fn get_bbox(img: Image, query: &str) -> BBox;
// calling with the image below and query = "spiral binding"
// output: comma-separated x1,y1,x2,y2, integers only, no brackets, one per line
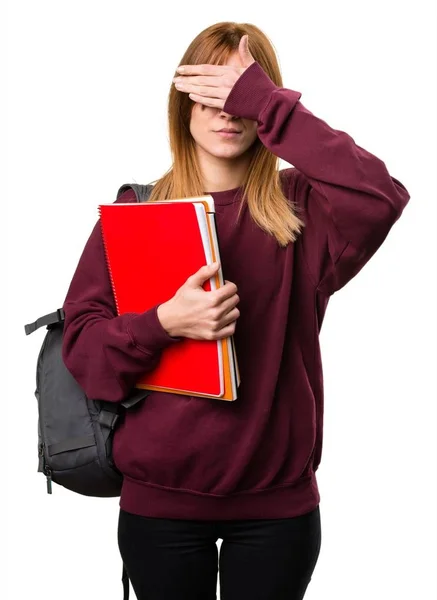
98,205,121,316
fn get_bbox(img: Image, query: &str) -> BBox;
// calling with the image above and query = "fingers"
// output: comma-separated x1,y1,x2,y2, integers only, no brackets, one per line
188,95,225,109
205,299,240,342
212,320,238,340
177,64,233,76
213,280,238,303
187,263,220,287
185,267,240,338
217,293,240,316
221,307,240,327
186,266,238,301
207,301,240,328
173,75,223,87
185,85,228,98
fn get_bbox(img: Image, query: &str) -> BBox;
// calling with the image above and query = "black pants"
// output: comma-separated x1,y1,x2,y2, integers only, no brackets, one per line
118,505,321,600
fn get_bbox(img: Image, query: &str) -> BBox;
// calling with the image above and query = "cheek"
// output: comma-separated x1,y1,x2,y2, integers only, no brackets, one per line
242,119,258,139
190,107,215,139
247,126,258,145
249,120,258,131
191,104,208,125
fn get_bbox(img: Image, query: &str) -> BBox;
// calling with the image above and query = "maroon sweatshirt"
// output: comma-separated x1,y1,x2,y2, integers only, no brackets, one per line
62,62,410,520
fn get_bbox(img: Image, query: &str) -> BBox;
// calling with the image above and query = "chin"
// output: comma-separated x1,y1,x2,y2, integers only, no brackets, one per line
207,143,251,160
211,150,246,160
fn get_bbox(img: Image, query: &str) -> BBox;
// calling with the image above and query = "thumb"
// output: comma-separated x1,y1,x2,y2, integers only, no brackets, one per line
187,262,220,288
239,35,255,68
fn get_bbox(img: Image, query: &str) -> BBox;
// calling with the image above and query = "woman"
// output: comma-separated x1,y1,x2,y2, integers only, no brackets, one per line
62,21,410,600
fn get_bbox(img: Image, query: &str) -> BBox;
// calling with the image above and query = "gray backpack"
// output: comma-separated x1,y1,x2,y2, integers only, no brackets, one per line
24,183,154,599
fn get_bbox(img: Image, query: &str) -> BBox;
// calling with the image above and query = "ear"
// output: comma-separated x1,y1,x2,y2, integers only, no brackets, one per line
239,35,256,69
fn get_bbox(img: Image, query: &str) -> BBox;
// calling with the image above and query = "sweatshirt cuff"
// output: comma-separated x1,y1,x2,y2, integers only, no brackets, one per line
223,61,302,124
127,305,182,354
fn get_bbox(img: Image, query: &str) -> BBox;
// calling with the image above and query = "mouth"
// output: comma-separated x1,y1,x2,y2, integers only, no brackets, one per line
216,128,242,133
215,129,242,138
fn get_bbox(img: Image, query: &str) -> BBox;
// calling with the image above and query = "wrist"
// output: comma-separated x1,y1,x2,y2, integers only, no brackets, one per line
157,300,180,338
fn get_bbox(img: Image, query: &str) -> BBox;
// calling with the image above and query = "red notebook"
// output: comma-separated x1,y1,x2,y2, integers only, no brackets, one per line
98,198,239,400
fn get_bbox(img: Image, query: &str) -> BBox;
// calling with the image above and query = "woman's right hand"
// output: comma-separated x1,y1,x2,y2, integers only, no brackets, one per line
157,262,240,340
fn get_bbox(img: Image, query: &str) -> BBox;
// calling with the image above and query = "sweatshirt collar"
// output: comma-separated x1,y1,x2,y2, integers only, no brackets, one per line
204,186,243,206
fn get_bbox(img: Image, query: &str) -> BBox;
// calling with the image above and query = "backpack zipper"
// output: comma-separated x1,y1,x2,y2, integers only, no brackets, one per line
38,442,52,494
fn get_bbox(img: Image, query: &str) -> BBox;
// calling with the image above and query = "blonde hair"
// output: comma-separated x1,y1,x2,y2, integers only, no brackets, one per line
148,22,305,247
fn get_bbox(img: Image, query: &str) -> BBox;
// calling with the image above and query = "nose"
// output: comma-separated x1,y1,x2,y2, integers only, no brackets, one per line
218,109,240,121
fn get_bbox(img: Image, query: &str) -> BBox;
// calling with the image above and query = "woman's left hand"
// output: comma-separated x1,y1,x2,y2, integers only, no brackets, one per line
172,35,256,110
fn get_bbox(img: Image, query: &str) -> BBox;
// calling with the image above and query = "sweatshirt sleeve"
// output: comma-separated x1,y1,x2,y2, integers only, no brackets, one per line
223,62,411,296
61,188,182,403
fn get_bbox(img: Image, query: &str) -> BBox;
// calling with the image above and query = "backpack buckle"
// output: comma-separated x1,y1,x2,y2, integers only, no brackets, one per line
98,409,119,429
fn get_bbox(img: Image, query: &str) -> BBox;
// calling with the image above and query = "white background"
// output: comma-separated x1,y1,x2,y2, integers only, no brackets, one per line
5,1,437,599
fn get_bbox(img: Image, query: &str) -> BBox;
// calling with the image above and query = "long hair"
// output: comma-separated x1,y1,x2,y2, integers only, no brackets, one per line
148,22,305,247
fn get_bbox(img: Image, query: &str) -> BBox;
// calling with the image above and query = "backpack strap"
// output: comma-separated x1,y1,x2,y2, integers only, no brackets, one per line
98,388,151,429
116,183,154,203
24,308,65,335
